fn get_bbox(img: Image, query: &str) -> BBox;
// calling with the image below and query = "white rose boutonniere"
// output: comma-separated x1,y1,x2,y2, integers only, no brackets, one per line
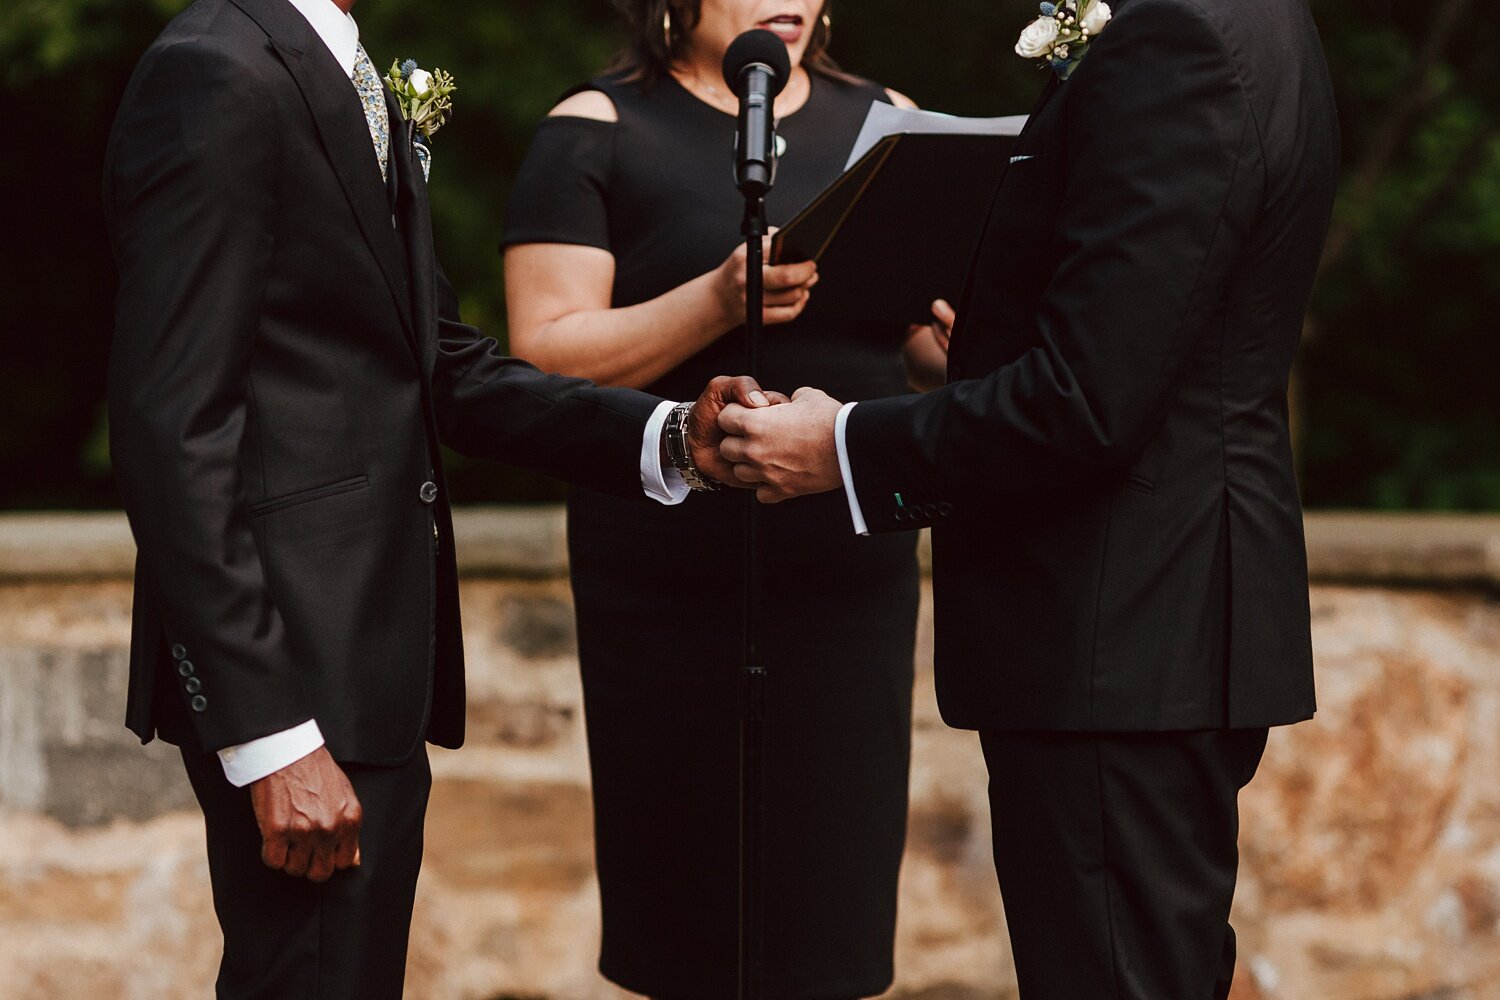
1015,16,1062,59
1015,0,1112,79
384,58,457,179
1080,0,1113,35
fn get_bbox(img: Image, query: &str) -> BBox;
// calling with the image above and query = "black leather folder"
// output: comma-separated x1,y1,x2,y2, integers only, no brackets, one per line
772,129,1022,327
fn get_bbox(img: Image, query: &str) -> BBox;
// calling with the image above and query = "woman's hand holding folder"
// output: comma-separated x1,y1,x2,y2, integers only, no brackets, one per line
904,298,957,392
711,231,820,330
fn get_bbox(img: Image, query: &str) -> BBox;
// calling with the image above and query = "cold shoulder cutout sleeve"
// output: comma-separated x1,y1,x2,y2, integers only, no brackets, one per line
500,111,615,253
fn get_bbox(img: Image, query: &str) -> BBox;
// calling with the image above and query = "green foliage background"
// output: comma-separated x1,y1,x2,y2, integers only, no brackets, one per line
2,0,1495,509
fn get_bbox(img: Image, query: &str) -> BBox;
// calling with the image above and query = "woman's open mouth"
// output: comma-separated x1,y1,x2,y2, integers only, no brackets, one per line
757,14,805,46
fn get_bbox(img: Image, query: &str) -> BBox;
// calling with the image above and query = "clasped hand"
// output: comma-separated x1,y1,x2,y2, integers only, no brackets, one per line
685,376,841,505
719,387,845,504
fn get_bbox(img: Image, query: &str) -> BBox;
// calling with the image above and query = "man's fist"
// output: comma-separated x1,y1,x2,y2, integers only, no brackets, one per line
686,375,786,486
250,746,363,883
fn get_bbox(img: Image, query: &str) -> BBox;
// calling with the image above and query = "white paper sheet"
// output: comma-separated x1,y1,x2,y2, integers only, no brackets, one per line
845,104,1029,171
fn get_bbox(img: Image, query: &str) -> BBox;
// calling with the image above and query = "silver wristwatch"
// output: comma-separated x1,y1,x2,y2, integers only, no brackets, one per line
663,401,723,492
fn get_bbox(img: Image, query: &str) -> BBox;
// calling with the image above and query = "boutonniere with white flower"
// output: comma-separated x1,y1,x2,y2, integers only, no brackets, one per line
1015,0,1112,80
384,58,456,179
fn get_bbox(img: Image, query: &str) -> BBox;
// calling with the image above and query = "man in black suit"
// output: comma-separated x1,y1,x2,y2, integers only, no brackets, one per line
721,0,1339,995
103,0,759,994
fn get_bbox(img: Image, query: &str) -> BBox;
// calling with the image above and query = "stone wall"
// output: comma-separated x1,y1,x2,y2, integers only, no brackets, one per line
1,509,1498,1000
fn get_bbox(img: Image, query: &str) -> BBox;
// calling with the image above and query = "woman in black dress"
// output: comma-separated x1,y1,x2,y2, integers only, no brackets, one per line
501,3,953,997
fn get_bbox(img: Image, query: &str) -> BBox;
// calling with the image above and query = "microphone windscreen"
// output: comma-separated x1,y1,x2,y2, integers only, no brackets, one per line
722,29,792,96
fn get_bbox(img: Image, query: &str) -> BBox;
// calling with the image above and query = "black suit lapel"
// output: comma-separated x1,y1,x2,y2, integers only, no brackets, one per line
227,0,418,352
380,90,427,367
384,91,403,213
945,73,1064,377
1024,75,1063,131
387,98,440,378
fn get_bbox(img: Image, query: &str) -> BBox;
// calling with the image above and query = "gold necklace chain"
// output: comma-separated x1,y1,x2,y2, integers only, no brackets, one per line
675,62,806,118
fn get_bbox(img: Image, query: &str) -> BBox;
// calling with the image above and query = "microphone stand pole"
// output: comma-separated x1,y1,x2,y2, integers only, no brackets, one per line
739,192,768,1000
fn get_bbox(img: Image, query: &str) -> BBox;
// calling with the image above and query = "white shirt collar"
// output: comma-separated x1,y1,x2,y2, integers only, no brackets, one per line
285,0,361,79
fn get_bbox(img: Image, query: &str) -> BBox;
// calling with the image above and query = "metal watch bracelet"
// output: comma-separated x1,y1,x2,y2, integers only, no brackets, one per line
663,401,723,492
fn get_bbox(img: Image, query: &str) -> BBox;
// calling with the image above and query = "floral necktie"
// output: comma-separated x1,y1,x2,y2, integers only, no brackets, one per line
351,44,390,183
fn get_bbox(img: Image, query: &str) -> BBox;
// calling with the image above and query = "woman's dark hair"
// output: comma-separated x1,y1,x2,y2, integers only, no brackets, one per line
607,1,859,86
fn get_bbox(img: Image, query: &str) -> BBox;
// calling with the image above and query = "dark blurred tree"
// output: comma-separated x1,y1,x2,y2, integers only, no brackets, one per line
1304,0,1500,509
1,0,174,507
1,0,1495,509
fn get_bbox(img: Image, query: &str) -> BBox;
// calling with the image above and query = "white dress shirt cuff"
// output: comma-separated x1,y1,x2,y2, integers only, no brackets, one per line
835,402,870,536
218,719,326,787
642,399,689,505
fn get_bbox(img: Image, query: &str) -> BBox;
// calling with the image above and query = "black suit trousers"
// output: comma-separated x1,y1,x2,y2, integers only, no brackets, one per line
180,748,432,999
980,728,1268,1000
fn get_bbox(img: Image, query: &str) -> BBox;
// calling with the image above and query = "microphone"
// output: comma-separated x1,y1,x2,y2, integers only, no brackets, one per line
721,29,792,198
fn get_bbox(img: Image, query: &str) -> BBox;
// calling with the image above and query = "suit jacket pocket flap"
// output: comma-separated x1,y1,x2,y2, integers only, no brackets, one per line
248,475,369,517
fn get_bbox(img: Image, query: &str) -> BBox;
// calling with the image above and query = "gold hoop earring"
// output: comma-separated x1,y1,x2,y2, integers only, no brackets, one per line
663,9,673,54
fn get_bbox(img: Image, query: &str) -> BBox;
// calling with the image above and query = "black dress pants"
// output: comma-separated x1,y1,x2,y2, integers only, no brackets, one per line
181,746,432,1000
979,729,1268,1000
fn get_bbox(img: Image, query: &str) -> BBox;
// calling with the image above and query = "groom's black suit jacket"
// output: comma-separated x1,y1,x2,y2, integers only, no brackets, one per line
104,0,661,764
846,0,1338,731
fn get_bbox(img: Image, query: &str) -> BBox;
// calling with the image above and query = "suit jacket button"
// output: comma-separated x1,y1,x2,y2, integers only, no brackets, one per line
184,677,203,694
895,508,909,523
177,660,195,678
419,481,438,504
937,502,954,517
171,644,188,661
923,503,938,518
189,695,208,713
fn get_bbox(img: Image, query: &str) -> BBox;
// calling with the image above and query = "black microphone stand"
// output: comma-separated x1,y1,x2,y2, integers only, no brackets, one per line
723,34,787,1000
738,191,768,1000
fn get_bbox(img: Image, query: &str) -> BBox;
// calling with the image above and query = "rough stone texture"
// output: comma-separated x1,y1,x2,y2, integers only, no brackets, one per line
2,511,1499,999
1305,513,1500,590
0,582,196,828
7,509,1500,588
1233,588,1500,1000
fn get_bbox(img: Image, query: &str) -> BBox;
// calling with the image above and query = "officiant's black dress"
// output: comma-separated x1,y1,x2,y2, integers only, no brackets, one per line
502,71,918,1000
